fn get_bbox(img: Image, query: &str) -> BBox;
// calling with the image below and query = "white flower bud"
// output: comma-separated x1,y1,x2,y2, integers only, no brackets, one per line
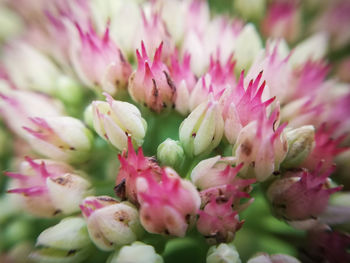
234,24,263,72
92,93,147,151
108,242,163,263
207,243,241,263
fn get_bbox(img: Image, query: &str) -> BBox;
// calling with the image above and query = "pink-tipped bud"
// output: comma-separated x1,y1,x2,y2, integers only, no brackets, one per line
234,109,288,181
0,87,64,138
222,71,275,144
80,196,143,251
267,164,342,221
23,116,93,164
179,99,224,157
115,137,162,204
197,198,244,244
92,93,147,151
5,157,93,217
247,252,301,263
262,1,301,43
70,23,132,96
136,168,201,237
129,42,176,113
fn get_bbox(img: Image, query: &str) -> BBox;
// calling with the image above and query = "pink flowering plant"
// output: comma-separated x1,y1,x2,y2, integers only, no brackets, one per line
0,0,350,262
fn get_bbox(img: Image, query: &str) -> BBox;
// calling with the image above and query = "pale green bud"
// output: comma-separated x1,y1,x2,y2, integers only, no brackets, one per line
234,0,266,21
108,242,163,263
31,217,92,263
282,125,315,168
207,243,241,263
36,217,91,250
157,139,185,169
179,100,224,157
83,104,94,130
0,6,23,40
234,24,263,72
56,76,83,106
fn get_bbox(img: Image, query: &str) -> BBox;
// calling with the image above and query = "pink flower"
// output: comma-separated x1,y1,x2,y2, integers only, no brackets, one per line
302,123,348,171
0,88,64,138
262,0,301,43
115,137,162,204
197,198,244,244
267,163,342,221
5,157,92,217
234,108,288,181
222,71,275,144
128,42,176,113
71,23,132,96
136,167,201,237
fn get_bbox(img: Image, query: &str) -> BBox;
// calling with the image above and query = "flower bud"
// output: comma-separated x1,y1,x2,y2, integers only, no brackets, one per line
71,23,132,96
0,85,64,138
247,252,300,263
5,157,94,217
157,139,185,170
36,217,91,250
116,136,162,204
282,125,315,168
2,41,62,95
137,168,201,237
234,109,288,181
92,93,147,151
267,164,342,221
234,0,266,21
289,33,328,68
128,42,176,113
179,99,224,157
23,116,93,163
207,243,241,263
0,5,23,40
234,23,263,72
80,196,143,251
191,155,237,190
108,242,163,263
261,1,301,43
197,198,243,244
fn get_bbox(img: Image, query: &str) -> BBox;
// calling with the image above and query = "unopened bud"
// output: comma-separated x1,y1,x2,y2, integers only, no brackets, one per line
108,242,163,263
207,243,241,263
36,217,91,250
80,196,143,251
23,116,93,163
179,100,224,157
282,125,315,168
92,93,147,151
234,24,263,72
157,139,185,169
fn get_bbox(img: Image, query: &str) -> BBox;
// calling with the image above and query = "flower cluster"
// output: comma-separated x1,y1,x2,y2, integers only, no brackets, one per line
0,0,349,263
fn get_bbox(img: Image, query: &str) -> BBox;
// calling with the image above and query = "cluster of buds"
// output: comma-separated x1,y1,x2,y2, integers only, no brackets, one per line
5,157,93,217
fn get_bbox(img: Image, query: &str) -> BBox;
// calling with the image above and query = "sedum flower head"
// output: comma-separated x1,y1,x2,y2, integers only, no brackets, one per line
92,93,147,151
